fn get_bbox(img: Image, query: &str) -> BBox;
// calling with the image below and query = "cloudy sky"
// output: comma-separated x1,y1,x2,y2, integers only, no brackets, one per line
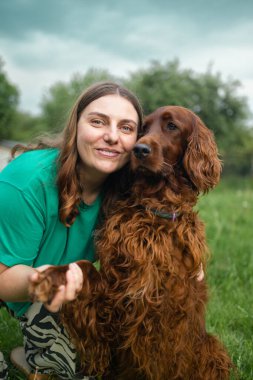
0,0,253,116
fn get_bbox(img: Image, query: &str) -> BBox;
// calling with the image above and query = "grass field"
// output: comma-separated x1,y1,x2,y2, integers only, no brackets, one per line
0,176,252,379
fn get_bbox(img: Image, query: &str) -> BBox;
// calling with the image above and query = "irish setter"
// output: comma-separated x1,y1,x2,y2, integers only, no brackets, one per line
30,106,233,379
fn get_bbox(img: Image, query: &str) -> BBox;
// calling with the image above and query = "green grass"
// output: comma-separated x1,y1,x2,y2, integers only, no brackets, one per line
198,177,253,379
0,307,24,379
1,177,252,379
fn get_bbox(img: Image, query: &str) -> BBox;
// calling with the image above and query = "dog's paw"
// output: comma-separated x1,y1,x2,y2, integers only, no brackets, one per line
29,265,69,304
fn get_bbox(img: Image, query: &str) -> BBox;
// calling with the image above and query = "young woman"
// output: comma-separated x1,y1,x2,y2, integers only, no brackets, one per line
0,82,143,380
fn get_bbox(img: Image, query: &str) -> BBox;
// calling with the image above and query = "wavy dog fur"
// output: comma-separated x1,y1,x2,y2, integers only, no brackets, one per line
30,106,233,379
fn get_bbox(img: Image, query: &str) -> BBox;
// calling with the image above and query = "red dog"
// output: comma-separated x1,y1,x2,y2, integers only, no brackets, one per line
30,106,233,379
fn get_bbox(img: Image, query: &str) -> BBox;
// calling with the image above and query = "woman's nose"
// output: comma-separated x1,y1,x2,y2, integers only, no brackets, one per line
103,126,119,144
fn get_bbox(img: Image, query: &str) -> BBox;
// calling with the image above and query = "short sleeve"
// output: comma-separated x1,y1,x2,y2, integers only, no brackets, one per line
0,182,45,266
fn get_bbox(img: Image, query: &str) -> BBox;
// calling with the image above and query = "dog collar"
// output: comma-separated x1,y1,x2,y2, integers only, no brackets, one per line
139,205,180,220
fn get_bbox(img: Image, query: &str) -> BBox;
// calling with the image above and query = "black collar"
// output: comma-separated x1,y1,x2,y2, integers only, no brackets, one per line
138,205,180,220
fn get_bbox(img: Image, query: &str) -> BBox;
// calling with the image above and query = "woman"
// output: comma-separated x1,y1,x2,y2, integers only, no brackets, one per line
0,82,143,380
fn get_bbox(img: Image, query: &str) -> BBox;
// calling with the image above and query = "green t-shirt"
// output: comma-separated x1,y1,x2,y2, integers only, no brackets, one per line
0,149,102,316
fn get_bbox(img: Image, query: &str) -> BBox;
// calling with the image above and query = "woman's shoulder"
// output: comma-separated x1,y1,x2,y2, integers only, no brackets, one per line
0,148,59,191
14,148,58,164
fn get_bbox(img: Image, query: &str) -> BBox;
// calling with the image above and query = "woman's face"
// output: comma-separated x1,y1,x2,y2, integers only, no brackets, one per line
77,94,139,182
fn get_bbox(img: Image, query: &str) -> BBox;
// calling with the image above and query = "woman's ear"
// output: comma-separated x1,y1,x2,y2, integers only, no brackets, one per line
183,115,222,193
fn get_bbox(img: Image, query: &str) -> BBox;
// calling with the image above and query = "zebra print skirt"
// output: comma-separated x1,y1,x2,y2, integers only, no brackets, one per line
19,302,95,380
0,352,8,380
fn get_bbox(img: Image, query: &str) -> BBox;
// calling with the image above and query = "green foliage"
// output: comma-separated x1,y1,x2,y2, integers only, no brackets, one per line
0,58,19,140
10,111,45,142
124,59,197,113
0,307,24,379
198,177,253,379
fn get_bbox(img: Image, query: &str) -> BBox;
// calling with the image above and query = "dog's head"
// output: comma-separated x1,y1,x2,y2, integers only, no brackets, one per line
131,106,221,193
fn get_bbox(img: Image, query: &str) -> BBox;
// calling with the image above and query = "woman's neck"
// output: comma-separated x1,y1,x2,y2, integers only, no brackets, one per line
79,170,107,205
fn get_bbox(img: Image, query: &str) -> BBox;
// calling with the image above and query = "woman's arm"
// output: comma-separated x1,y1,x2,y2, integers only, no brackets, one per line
0,263,36,302
0,262,83,312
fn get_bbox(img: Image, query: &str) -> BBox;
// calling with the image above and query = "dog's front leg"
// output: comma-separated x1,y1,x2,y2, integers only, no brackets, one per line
28,260,96,305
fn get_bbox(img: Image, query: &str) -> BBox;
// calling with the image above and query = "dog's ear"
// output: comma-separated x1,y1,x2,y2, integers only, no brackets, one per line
183,115,222,193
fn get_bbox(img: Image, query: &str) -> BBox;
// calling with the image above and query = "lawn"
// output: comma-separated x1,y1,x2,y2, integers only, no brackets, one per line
199,177,253,379
0,176,252,379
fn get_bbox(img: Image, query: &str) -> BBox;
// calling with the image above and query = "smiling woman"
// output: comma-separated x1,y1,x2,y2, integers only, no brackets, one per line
0,82,143,380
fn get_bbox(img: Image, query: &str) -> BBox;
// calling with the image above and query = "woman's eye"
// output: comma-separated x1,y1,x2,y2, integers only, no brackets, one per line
121,125,133,133
91,119,104,126
166,122,177,131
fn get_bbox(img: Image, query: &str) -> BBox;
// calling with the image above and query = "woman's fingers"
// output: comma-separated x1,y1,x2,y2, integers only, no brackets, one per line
65,263,84,299
44,285,66,313
43,263,83,312
197,263,204,281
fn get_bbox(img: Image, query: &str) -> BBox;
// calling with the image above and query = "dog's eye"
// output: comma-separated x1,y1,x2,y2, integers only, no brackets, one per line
139,124,148,137
166,122,177,131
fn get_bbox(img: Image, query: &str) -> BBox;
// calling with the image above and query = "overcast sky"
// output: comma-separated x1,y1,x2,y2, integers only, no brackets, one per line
0,0,253,116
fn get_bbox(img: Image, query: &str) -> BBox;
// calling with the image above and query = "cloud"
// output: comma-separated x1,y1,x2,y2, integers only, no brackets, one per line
0,0,253,115
0,32,139,113
177,21,253,111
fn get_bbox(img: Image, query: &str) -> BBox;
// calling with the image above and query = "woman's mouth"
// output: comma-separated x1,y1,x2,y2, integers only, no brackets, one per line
96,148,121,158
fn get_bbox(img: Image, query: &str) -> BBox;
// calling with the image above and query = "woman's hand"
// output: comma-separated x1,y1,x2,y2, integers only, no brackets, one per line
29,263,83,313
197,263,204,281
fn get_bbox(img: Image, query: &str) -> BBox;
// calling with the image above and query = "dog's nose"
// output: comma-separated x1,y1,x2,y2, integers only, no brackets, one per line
133,144,151,159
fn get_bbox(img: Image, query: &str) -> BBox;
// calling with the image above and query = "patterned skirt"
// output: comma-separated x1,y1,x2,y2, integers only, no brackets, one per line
19,302,95,380
0,351,8,380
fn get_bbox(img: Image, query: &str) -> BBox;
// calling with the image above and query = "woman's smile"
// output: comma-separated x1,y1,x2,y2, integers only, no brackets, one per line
95,148,121,158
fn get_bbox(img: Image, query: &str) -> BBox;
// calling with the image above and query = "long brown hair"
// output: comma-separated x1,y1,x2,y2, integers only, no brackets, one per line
12,82,143,226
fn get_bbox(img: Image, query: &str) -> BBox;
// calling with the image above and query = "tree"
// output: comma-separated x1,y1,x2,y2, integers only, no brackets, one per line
11,111,44,142
0,58,19,140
